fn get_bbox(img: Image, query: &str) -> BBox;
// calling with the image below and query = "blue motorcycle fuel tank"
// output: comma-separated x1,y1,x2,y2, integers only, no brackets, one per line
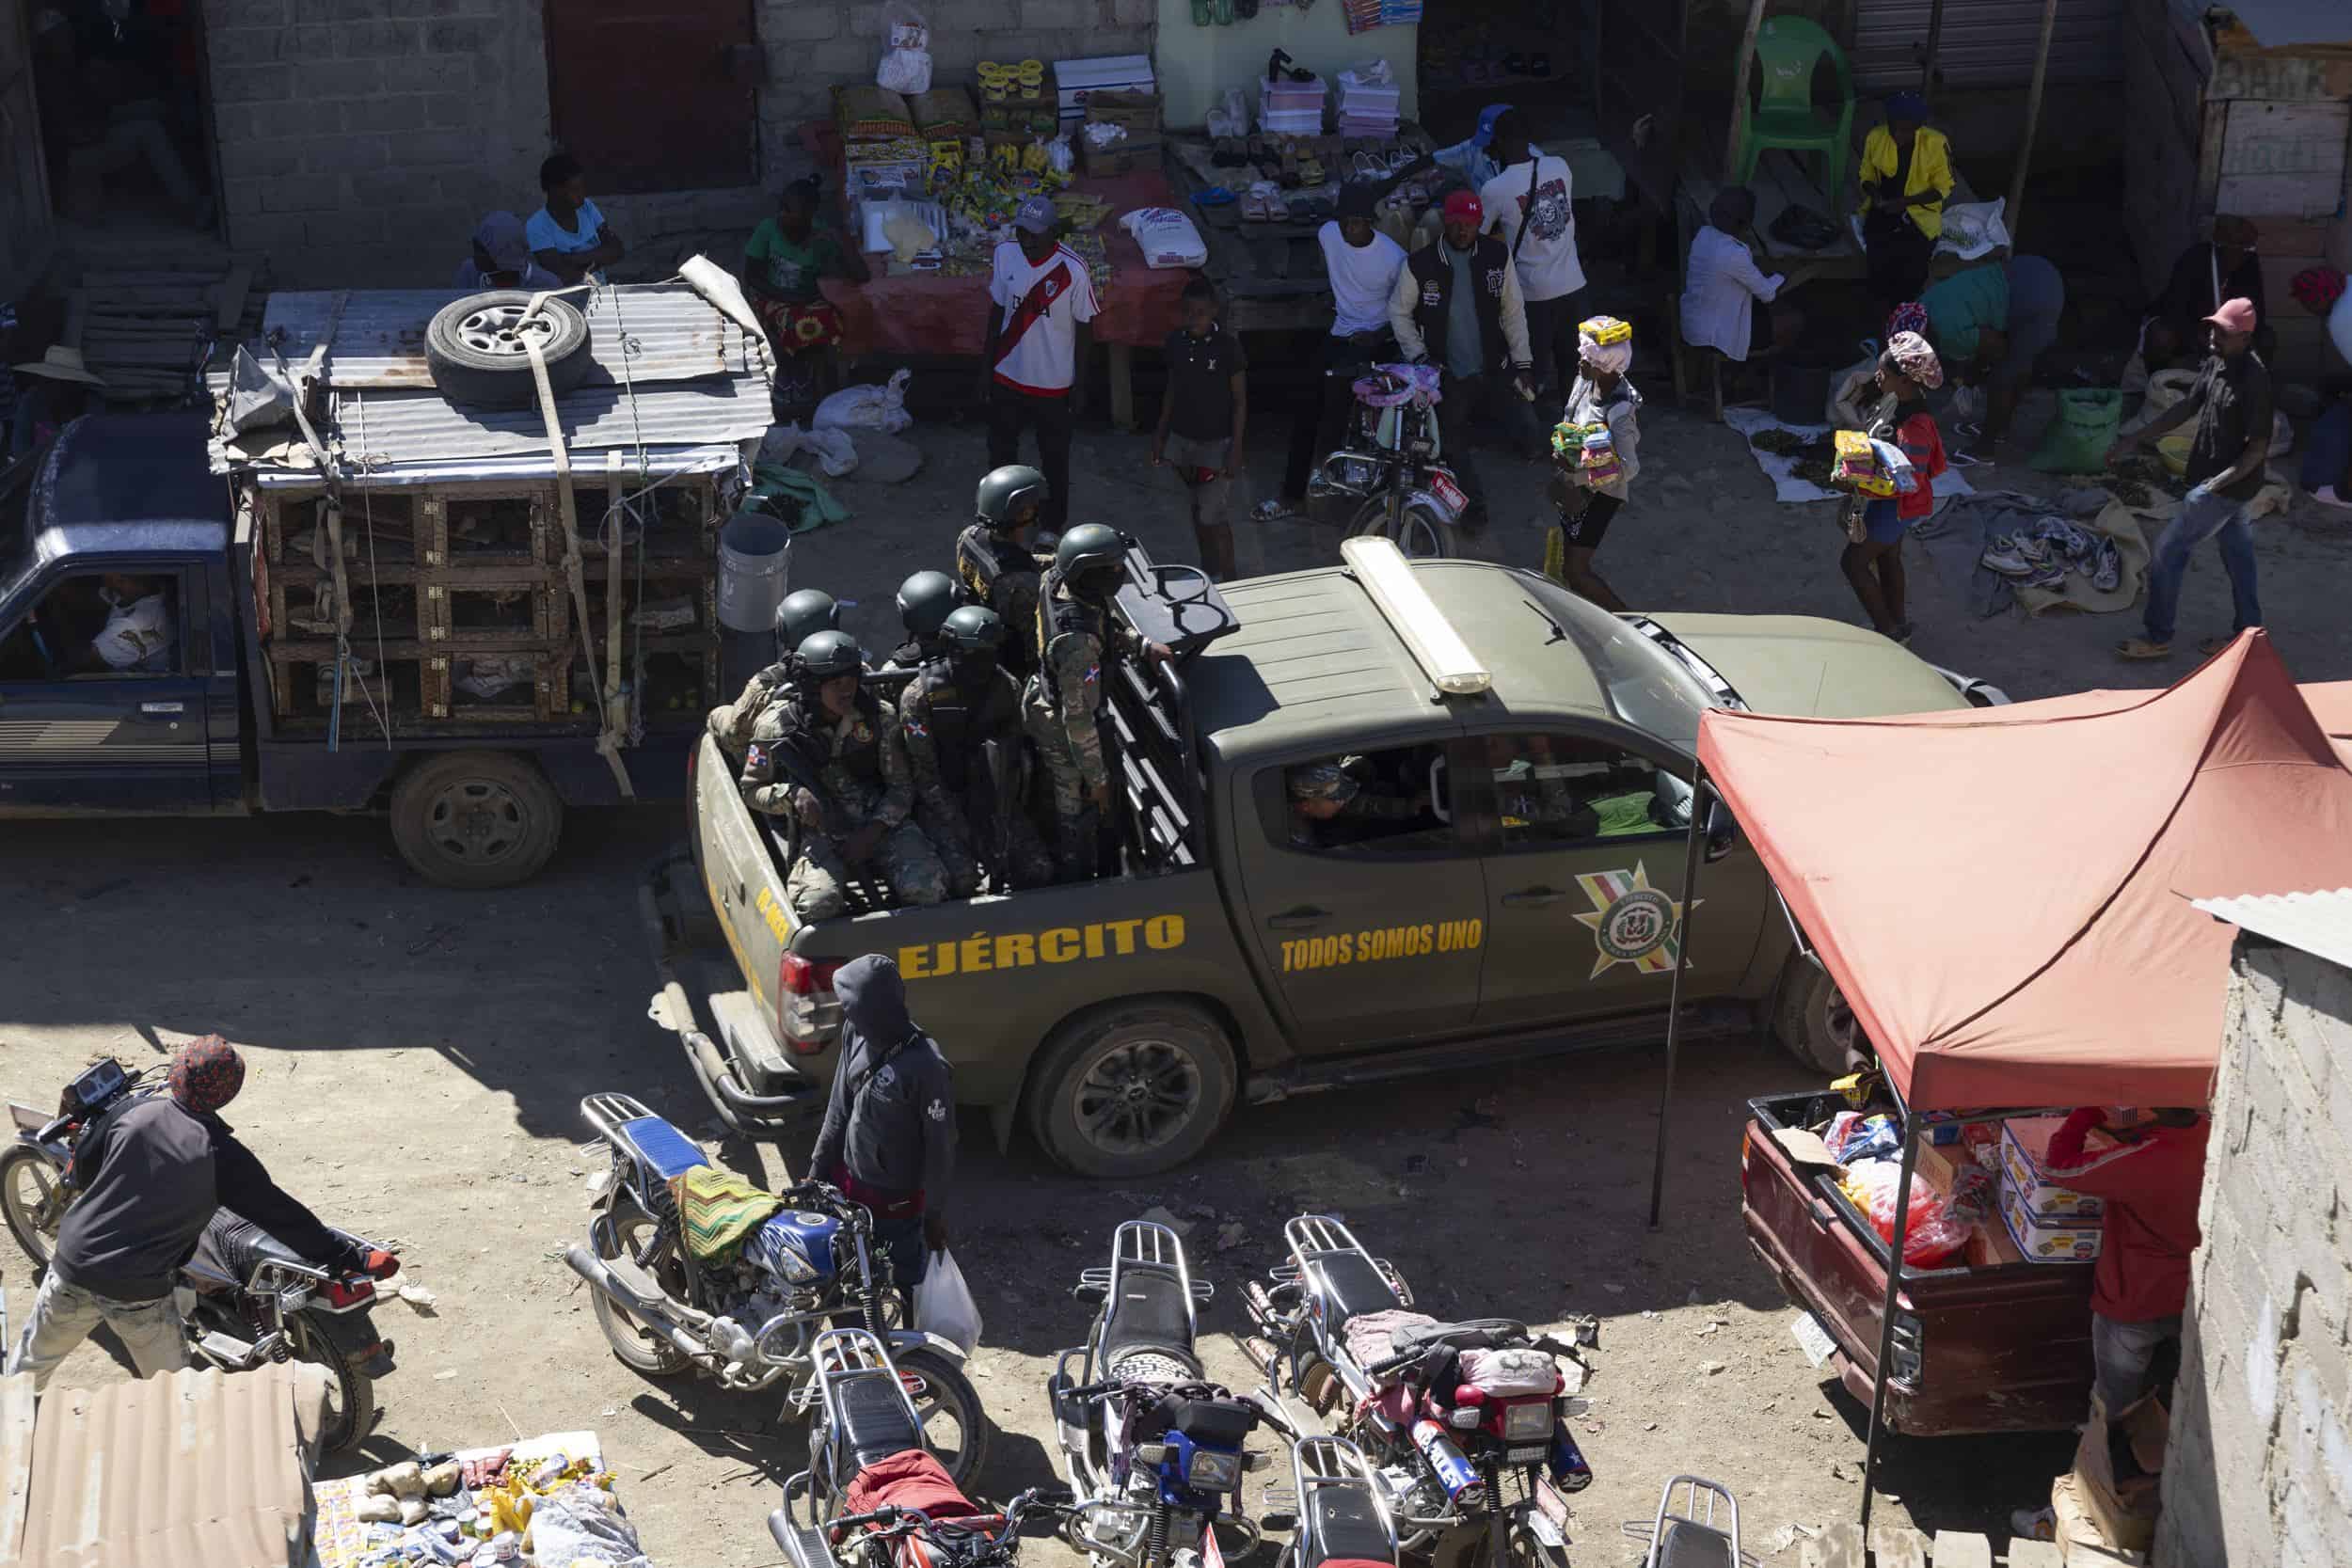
748,1209,841,1284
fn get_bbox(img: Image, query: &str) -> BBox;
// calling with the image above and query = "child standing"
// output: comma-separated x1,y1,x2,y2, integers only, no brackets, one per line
1840,331,1947,642
1152,278,1250,580
1545,315,1642,611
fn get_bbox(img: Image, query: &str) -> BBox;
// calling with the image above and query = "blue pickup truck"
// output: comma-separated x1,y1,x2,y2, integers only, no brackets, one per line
0,414,690,884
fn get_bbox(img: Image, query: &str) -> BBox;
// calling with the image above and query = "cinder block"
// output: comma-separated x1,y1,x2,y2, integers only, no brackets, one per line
259,173,343,213
420,93,471,128
336,19,418,56
320,0,392,20
403,131,480,167
229,212,310,252
350,169,439,207
301,135,392,175
223,177,269,216
423,16,497,52
763,2,841,41
343,96,427,134
215,0,289,25
1017,0,1093,30
1799,1522,1864,1568
211,61,294,104
1930,1530,1993,1568
804,39,877,76
1109,0,1153,26
220,139,303,179
2004,1542,2063,1567
1867,1523,1928,1568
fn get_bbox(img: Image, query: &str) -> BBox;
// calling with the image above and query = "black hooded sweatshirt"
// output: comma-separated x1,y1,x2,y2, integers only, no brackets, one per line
806,955,955,1213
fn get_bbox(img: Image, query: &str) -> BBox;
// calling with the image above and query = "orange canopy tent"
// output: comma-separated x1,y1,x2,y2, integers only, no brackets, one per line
1692,632,2352,1114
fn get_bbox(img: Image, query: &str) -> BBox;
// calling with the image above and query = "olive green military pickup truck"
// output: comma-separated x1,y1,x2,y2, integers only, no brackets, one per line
644,541,2005,1177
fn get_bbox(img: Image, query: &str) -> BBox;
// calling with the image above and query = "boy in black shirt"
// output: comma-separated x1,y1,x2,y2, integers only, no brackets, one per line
1152,279,1248,579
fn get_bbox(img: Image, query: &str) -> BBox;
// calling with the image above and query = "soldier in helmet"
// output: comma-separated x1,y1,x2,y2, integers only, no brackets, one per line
898,605,1057,897
955,466,1052,682
740,630,948,919
707,587,842,760
1286,758,1429,849
1024,524,1170,879
881,570,968,673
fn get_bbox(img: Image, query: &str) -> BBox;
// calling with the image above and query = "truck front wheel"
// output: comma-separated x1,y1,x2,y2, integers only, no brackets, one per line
389,752,564,889
1028,1001,1236,1178
1772,958,1864,1076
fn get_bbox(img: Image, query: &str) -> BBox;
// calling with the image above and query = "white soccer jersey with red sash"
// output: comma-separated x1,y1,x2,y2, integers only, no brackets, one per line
988,241,1100,396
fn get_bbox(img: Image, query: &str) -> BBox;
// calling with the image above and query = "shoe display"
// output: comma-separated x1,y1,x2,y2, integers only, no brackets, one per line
2091,540,2122,593
1980,536,2031,576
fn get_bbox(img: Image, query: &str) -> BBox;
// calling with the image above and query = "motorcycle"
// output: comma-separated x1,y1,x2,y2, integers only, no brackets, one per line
1046,1218,1269,1568
564,1092,989,1484
2,1056,398,1453
1240,1215,1592,1568
1305,364,1470,561
771,1326,1072,1568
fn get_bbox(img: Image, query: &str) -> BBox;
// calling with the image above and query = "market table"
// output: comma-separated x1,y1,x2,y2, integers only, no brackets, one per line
821,167,1197,430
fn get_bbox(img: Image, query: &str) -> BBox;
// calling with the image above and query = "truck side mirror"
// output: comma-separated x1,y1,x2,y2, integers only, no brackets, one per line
1703,797,1738,862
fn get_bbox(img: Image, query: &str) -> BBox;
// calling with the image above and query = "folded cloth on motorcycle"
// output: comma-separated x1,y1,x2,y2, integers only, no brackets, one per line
843,1449,984,1521
668,1166,786,1262
1458,1345,1558,1396
1343,1308,1440,1377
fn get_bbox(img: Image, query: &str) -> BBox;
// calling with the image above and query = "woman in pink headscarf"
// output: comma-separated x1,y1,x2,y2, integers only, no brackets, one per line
1839,332,1946,643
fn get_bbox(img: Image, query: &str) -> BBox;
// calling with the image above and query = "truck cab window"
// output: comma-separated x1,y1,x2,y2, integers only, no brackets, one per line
17,572,183,678
1483,733,1679,847
1277,748,1450,855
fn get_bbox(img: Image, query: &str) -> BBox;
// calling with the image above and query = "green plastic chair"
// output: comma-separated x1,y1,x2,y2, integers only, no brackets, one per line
1732,16,1855,204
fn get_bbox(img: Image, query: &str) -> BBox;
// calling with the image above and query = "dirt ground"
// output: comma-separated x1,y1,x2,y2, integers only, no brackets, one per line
7,392,2346,1566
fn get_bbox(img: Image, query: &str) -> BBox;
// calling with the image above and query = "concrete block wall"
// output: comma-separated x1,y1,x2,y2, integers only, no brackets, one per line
205,0,555,286
2156,943,2352,1568
203,0,1149,284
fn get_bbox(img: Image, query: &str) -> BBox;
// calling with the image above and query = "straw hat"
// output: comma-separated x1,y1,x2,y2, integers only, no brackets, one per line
11,345,106,387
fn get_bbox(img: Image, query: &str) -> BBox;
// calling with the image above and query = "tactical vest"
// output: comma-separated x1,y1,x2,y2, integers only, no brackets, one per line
819,688,892,793
914,657,1017,794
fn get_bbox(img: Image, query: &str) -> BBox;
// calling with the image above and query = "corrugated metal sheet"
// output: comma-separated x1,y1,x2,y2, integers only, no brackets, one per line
246,442,747,491
19,1364,325,1567
1852,0,2126,92
0,1373,32,1564
2192,888,2352,972
261,282,755,388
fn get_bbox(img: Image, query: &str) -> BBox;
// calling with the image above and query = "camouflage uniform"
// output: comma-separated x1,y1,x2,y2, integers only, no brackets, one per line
1290,784,1424,848
739,690,947,918
1024,584,1145,879
707,662,790,758
898,657,1057,896
955,525,1047,681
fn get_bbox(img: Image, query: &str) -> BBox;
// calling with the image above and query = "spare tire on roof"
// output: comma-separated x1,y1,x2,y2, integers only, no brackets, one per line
424,290,593,408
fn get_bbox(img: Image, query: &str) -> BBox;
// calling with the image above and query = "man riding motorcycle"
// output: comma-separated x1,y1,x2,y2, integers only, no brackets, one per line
5,1036,397,1390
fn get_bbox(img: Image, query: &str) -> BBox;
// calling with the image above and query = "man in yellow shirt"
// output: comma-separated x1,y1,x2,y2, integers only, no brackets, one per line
1857,92,1953,310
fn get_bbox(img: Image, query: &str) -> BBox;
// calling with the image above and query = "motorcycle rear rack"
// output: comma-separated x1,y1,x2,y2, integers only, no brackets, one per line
1284,1435,1399,1561
580,1091,660,1147
807,1327,926,1442
1278,1215,1413,1307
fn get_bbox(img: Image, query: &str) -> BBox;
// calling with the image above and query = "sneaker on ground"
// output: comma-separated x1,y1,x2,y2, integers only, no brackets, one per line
2091,541,2122,593
1980,536,2031,576
2009,1507,2056,1542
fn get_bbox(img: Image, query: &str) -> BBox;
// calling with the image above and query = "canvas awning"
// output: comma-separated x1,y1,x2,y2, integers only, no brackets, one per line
1693,633,2352,1113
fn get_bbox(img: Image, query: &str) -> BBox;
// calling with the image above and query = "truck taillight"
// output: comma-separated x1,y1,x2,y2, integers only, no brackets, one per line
778,954,845,1054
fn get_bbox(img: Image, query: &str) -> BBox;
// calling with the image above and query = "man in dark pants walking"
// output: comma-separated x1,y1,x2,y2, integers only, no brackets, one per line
980,196,1099,534
806,955,955,1290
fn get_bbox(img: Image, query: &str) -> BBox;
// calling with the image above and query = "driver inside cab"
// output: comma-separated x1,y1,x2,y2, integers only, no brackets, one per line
1285,758,1430,849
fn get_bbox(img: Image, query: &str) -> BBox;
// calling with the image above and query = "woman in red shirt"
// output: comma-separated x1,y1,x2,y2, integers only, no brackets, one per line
1840,332,1947,643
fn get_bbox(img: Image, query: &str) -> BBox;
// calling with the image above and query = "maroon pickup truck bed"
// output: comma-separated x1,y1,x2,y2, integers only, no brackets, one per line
1740,1091,2096,1436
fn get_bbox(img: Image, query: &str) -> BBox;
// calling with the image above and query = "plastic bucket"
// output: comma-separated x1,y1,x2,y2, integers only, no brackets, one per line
1771,357,1838,426
716,510,792,634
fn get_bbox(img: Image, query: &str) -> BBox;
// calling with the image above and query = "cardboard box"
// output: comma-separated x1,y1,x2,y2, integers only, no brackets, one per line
2000,1117,2108,1220
1966,1215,2026,1268
1086,88,1163,132
1999,1175,2105,1261
1079,141,1160,178
1054,53,1154,119
2066,1394,2164,1555
20,1364,328,1568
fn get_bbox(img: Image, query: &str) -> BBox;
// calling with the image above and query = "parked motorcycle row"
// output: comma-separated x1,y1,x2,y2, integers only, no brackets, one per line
7,1073,1597,1568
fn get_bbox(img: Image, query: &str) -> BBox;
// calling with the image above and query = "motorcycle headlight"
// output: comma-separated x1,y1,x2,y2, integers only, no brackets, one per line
1187,1448,1242,1492
1503,1401,1552,1441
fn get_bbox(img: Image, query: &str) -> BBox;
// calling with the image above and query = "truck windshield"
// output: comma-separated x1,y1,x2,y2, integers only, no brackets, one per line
1521,578,1712,753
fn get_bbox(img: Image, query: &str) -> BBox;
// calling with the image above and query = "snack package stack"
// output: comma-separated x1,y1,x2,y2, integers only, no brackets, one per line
1832,428,1896,497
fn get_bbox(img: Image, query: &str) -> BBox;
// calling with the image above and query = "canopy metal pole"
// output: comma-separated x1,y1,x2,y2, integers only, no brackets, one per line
1857,1092,1921,1529
1646,766,1711,1231
2005,0,2061,241
1723,0,1772,182
1917,0,1945,93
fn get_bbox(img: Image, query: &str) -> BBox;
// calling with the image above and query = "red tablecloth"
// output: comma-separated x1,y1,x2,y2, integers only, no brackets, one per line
820,169,1195,356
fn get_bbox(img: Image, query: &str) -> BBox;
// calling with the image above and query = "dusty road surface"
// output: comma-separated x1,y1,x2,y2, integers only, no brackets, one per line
7,392,2344,1565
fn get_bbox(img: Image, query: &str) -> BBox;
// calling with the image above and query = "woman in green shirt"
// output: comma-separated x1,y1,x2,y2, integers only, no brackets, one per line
740,182,869,392
1917,254,2064,455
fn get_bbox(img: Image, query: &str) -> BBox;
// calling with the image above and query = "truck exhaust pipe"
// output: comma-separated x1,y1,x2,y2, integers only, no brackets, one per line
564,1243,712,1366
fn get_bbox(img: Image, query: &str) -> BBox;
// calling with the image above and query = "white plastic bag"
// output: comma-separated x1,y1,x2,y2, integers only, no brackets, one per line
1120,206,1208,271
876,4,931,94
914,1247,981,1355
814,369,914,435
1205,88,1247,140
762,421,862,478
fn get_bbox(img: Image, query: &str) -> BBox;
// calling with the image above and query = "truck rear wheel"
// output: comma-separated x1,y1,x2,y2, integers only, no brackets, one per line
1027,1001,1236,1178
1773,958,1864,1075
389,751,564,889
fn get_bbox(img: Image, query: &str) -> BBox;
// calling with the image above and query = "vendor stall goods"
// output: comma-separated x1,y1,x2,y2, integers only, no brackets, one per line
313,1431,656,1568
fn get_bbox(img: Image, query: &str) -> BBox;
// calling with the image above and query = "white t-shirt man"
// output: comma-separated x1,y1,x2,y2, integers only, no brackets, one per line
1679,225,1785,363
1317,222,1407,337
988,240,1101,396
1481,155,1585,302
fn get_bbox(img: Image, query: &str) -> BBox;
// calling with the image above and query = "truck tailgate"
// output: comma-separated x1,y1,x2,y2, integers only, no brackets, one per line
1740,1092,2096,1436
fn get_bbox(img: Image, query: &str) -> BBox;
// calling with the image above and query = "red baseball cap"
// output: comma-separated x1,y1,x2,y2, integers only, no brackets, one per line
2202,297,2258,334
1441,190,1483,224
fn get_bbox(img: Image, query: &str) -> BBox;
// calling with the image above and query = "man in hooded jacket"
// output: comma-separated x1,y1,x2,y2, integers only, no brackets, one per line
806,956,955,1288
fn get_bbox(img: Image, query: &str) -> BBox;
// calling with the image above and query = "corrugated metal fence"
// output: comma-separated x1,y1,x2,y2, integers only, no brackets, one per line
1851,0,2126,93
